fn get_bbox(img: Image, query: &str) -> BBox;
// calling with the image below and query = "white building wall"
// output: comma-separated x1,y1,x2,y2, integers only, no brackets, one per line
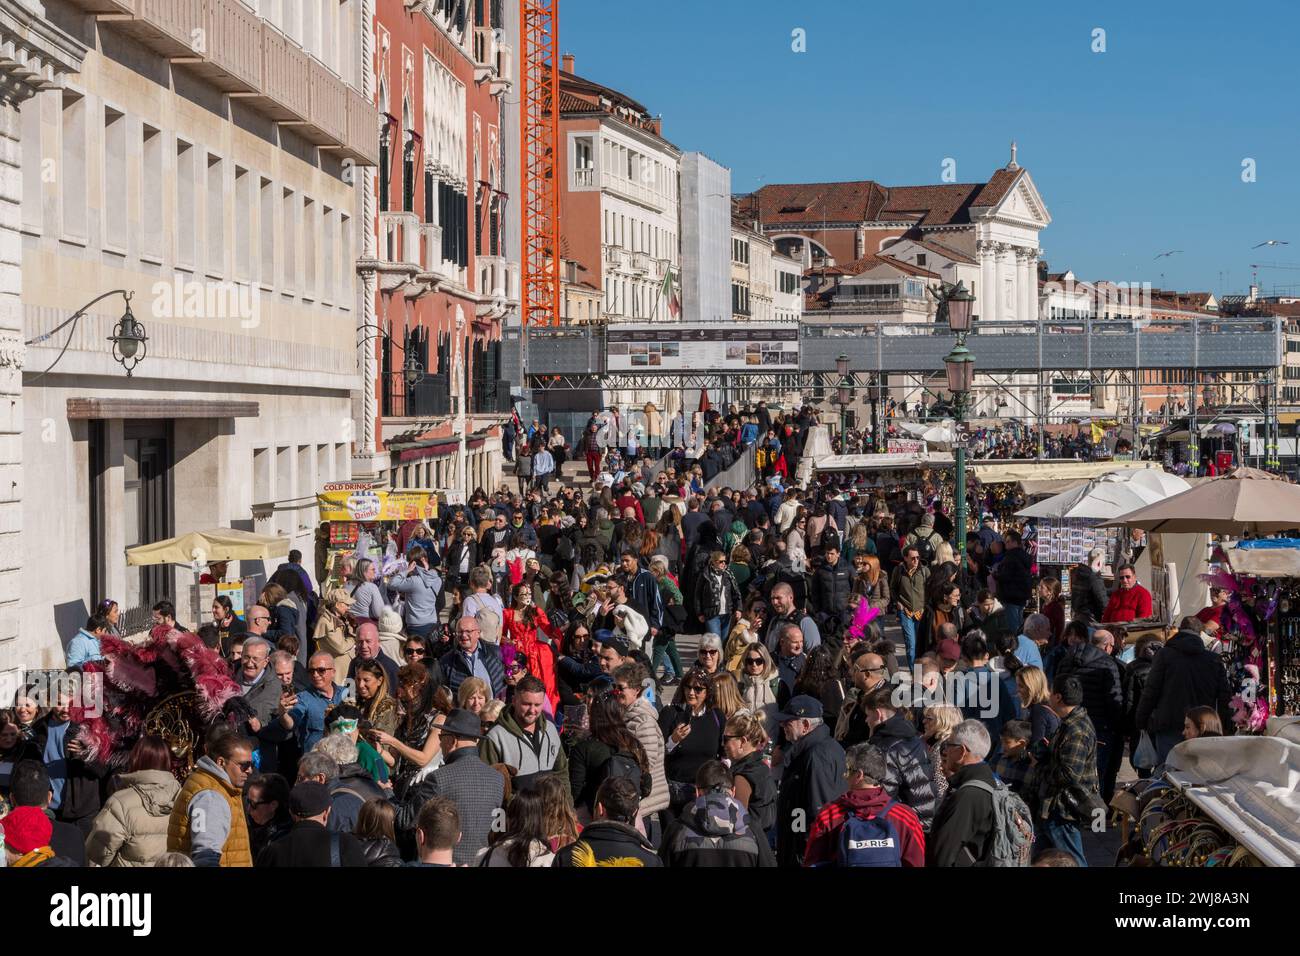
597,124,679,324
680,152,730,324
13,17,361,667
773,252,801,323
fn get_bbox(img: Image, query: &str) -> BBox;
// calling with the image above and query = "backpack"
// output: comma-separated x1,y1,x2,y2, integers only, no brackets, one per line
475,606,502,644
555,534,575,563
835,801,904,867
912,531,939,565
603,750,652,798
958,778,1034,866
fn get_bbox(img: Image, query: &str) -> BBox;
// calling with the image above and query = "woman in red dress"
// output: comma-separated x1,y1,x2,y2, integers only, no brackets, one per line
502,582,563,715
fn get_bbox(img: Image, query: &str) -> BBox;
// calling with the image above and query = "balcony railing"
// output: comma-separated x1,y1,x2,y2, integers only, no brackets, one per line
472,26,496,81
199,0,262,91
599,170,666,212
418,223,443,274
385,373,451,418
380,211,421,268
504,261,520,303
573,167,595,187
58,0,133,12
629,252,649,273
344,87,381,166
126,0,205,57
478,255,507,297
305,56,347,146
604,246,622,266
490,42,513,94
77,1,378,166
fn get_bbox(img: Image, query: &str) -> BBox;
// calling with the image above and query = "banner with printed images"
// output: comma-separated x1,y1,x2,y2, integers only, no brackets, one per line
606,323,799,372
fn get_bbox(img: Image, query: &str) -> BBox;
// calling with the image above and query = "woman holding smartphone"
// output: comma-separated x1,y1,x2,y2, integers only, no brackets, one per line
656,673,724,818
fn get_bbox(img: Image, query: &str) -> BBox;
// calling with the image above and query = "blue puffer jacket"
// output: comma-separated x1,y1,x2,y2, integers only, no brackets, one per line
388,565,443,629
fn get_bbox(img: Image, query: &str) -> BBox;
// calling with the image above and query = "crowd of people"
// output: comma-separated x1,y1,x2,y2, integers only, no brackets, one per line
0,400,1242,870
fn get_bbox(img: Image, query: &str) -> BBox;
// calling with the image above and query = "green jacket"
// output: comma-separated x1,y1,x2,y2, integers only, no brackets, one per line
480,706,569,782
890,564,930,616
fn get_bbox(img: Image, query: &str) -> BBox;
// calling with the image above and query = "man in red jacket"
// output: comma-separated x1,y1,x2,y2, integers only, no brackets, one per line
1102,564,1153,623
803,743,926,867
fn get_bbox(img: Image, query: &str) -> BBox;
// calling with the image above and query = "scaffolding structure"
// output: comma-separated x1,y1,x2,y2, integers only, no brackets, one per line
505,317,1287,467
519,0,559,329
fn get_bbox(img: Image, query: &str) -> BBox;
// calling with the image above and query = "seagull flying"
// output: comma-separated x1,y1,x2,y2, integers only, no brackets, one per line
1252,239,1289,248
1153,250,1182,260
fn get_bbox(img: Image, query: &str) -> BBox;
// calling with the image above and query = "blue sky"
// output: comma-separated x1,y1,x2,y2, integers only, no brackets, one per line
560,0,1300,296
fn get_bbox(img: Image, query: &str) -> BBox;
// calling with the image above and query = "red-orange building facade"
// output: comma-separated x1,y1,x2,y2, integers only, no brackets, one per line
363,0,518,492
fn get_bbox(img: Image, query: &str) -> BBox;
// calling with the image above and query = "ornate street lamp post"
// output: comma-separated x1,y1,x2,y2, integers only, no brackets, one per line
832,353,853,450
936,281,975,560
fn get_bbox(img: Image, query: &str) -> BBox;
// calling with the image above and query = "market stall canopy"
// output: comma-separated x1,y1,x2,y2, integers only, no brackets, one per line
813,452,954,473
1165,733,1300,867
1105,468,1300,534
1017,469,1190,521
1019,477,1088,497
896,419,958,449
126,528,290,567
968,459,1158,485
1223,540,1300,577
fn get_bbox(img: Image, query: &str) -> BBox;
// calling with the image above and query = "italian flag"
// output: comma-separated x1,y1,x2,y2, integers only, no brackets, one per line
660,265,681,318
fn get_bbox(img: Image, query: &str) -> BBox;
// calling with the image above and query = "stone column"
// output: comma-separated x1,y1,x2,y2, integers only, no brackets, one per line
0,2,84,673
357,0,378,461
977,239,996,322
1016,248,1034,323
994,243,1012,324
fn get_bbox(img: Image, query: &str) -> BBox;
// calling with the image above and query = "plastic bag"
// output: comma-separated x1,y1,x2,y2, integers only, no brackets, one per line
1133,731,1158,770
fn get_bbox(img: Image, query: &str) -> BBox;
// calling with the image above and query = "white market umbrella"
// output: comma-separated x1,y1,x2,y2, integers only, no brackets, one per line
897,418,959,450
1018,471,1190,521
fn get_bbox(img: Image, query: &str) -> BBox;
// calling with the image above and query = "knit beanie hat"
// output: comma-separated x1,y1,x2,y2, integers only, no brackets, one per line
1,806,52,855
378,607,404,638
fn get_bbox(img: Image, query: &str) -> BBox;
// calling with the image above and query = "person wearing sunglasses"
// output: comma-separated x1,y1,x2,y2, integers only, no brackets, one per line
277,652,347,753
694,633,725,677
610,661,670,841
722,712,776,834
243,771,292,860
735,642,781,733
657,673,724,817
167,730,256,867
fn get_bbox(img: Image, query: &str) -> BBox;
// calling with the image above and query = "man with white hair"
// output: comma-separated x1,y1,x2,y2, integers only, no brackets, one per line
774,695,846,867
1070,547,1109,624
927,719,1002,867
1014,614,1049,670
236,636,280,729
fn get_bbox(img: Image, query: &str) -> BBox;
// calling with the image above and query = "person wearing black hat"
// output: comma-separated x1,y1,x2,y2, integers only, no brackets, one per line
396,709,504,865
254,781,367,867
774,695,846,867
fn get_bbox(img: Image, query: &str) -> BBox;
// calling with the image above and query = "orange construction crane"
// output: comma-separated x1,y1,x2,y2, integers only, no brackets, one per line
520,0,559,328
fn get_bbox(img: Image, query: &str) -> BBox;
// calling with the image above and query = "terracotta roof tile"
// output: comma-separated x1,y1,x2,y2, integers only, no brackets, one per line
559,90,598,114
881,183,985,227
906,236,977,264
746,181,886,225
838,253,939,279
748,167,1028,230
971,168,1022,208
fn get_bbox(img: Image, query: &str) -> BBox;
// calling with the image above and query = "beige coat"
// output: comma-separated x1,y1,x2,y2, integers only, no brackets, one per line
314,608,357,675
623,696,670,816
85,770,180,867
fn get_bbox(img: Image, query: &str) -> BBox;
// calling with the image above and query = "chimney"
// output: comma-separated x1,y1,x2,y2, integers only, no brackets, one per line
650,116,662,136
561,53,574,73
